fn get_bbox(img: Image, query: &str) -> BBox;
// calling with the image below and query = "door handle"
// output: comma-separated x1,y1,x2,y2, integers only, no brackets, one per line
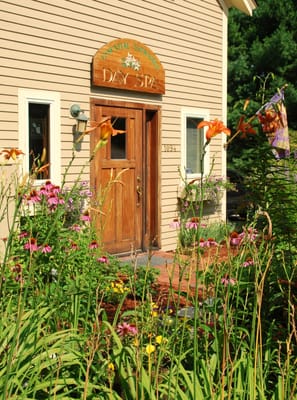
136,176,142,206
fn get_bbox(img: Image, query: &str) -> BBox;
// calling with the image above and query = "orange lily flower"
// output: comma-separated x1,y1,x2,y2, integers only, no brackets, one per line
1,148,24,160
76,116,125,143
197,119,231,142
236,116,257,138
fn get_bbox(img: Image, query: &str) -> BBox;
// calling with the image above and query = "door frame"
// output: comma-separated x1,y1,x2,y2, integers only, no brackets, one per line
90,98,161,252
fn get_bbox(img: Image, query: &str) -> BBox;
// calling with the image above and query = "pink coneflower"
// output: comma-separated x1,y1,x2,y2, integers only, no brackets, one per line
70,241,79,250
89,240,99,249
229,231,241,246
242,258,254,267
27,190,41,203
97,256,108,263
52,185,62,195
200,238,218,247
186,219,199,229
41,244,52,253
24,237,39,252
19,231,29,239
117,322,138,337
70,224,82,232
169,219,180,229
47,193,59,206
81,211,91,222
221,275,236,286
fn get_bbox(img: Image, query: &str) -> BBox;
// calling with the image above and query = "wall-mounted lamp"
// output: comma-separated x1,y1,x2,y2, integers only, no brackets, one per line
70,104,88,133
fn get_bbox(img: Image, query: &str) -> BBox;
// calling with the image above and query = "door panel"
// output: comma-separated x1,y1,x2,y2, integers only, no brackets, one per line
91,106,143,254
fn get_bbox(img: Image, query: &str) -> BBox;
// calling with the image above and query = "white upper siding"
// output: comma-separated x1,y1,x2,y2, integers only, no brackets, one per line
0,0,227,251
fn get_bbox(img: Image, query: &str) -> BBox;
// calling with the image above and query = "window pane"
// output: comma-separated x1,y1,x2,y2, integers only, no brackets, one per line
29,103,50,178
111,117,126,159
186,117,203,174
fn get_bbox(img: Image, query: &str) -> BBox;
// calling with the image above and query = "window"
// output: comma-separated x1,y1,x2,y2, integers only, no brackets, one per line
18,89,61,185
181,108,210,179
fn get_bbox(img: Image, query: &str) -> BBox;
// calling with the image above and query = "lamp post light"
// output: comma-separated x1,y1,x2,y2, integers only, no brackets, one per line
70,104,88,134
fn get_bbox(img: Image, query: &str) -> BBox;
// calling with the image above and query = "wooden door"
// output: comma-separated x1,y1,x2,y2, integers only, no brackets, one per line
90,105,143,254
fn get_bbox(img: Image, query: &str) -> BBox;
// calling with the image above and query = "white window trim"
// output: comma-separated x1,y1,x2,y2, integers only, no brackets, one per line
181,107,210,181
18,89,61,186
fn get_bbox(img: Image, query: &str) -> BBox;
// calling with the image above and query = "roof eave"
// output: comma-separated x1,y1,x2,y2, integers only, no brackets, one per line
225,0,258,16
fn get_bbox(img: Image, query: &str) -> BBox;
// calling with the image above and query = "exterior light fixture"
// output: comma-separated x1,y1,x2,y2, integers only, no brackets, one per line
70,104,88,133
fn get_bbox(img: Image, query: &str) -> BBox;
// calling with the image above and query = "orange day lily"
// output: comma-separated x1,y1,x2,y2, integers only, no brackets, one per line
76,116,125,143
236,116,257,138
197,119,231,142
1,148,24,160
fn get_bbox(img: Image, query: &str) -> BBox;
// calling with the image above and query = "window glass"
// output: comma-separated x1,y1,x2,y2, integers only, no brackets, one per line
111,117,126,159
186,117,203,175
29,103,50,178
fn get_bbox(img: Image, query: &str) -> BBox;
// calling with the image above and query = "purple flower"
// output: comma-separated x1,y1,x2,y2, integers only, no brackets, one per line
185,220,199,229
169,219,180,229
117,322,138,337
221,275,236,286
200,238,218,247
242,258,254,267
41,244,52,253
70,224,82,232
19,231,29,239
89,240,99,249
24,238,39,252
27,190,41,203
97,256,108,263
81,211,91,222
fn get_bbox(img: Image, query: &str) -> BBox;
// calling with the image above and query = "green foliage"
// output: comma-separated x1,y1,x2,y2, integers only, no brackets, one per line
0,147,296,398
228,0,297,130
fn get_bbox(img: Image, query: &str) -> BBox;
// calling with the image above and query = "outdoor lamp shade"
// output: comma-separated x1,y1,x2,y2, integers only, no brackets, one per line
76,113,88,133
70,104,88,133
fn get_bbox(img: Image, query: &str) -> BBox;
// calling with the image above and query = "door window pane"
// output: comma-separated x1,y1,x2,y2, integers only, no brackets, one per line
111,117,126,159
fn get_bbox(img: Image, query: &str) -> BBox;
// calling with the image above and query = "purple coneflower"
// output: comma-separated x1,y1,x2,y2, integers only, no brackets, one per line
24,237,39,252
41,244,52,253
117,322,138,337
221,275,236,286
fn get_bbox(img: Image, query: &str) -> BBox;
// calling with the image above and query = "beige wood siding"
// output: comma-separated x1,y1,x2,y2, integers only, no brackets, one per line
0,0,227,251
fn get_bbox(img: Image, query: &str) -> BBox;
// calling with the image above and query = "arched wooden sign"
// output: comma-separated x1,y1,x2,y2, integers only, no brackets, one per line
92,38,165,94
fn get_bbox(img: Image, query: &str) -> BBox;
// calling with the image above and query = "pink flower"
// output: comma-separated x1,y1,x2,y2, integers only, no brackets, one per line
26,190,41,203
221,275,236,286
185,221,199,229
81,211,91,222
47,194,59,206
117,322,138,337
242,258,254,267
24,237,39,252
41,244,52,253
229,231,242,246
69,241,79,250
199,238,218,247
70,224,82,232
169,219,180,229
89,240,99,249
97,256,108,263
19,231,28,239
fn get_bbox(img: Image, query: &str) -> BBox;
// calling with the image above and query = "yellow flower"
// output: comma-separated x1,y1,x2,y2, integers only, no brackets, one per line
145,344,156,355
107,362,115,371
156,335,166,345
150,302,159,317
